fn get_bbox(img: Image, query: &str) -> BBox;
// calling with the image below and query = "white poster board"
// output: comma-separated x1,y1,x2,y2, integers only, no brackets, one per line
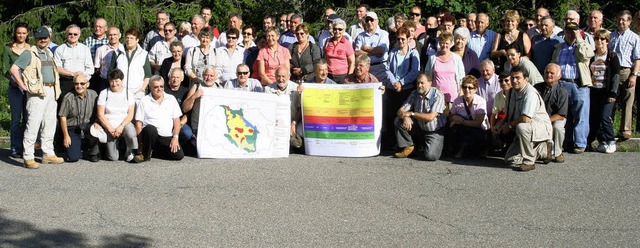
301,83,383,157
197,88,291,158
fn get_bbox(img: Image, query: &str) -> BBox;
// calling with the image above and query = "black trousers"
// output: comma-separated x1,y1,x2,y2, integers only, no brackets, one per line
140,125,184,160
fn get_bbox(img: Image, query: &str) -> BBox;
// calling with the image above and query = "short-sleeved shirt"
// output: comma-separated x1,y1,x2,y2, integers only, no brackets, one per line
54,42,94,77
353,28,390,63
468,29,497,61
223,78,264,92
609,28,640,68
97,89,135,127
165,86,189,106
84,35,108,58
14,47,56,84
400,88,447,132
477,74,501,115
135,93,182,137
58,89,98,127
531,34,563,74
256,45,291,82
324,37,355,75
449,95,489,130
492,90,507,114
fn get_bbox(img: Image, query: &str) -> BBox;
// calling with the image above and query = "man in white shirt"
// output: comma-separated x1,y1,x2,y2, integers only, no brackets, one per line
133,75,184,162
93,26,122,93
149,22,178,74
217,13,244,48
54,24,94,102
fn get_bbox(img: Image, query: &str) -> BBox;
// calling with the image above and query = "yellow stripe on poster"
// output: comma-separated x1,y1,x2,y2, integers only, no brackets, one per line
303,88,374,109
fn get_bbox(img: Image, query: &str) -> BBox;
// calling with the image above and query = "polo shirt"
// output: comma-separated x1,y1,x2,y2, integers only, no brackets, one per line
135,92,182,137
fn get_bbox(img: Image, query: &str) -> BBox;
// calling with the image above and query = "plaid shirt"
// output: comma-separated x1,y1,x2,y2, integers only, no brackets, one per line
609,28,640,68
557,42,578,80
401,88,447,132
84,35,108,59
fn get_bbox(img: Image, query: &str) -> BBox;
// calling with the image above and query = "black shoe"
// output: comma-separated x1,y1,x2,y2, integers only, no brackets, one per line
10,153,22,159
89,155,100,162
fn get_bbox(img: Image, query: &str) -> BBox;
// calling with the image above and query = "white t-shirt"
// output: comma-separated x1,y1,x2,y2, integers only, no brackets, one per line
97,89,135,127
135,93,182,137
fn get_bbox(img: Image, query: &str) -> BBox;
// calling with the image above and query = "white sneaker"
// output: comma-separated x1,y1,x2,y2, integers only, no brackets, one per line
597,142,607,153
124,148,134,162
605,142,616,154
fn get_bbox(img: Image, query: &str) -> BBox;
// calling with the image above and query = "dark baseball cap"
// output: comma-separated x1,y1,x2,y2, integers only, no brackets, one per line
34,26,50,38
564,22,579,30
327,14,340,21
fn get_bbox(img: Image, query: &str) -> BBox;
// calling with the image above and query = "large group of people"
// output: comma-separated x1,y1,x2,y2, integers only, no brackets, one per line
2,5,640,172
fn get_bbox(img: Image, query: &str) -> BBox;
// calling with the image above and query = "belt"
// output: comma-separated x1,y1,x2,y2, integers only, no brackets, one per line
43,83,55,86
560,78,580,83
370,61,387,66
621,67,631,69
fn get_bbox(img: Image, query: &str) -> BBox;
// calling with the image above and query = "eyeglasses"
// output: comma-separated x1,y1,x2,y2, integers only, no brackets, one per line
461,86,476,90
237,71,250,75
68,33,79,36
397,37,407,41
333,28,344,31
74,82,87,86
295,32,306,36
227,36,238,40
596,37,608,41
164,29,175,32
365,18,375,23
152,85,164,89
506,53,518,57
242,32,252,36
410,13,421,16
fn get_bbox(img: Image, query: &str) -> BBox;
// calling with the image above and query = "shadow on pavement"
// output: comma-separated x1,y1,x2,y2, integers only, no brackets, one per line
0,149,24,168
0,209,152,247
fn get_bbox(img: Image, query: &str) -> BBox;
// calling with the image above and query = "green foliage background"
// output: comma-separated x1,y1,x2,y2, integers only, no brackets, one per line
0,0,639,135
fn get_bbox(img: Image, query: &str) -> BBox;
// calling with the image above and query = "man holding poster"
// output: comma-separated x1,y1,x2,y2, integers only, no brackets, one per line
394,73,447,161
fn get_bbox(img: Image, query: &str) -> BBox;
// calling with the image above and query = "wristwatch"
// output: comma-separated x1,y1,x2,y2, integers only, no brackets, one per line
411,112,415,116
634,71,640,77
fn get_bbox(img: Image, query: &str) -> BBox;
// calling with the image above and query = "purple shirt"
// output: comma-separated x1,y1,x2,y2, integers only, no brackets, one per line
476,73,501,116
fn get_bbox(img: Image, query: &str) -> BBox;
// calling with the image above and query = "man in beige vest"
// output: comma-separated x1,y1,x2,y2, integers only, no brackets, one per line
9,26,64,169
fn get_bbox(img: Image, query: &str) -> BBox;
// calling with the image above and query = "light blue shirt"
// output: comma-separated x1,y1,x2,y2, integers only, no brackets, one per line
468,29,497,61
353,27,389,63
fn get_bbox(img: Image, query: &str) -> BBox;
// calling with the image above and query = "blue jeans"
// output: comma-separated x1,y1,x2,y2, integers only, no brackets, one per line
180,124,193,145
65,123,100,162
560,81,590,149
8,85,26,154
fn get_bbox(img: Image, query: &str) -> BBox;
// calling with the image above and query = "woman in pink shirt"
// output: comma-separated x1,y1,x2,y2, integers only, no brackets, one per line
257,27,291,86
424,32,465,106
323,19,354,84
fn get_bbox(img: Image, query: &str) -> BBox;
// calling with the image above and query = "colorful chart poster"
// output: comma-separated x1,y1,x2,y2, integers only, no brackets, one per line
301,83,383,157
197,88,291,158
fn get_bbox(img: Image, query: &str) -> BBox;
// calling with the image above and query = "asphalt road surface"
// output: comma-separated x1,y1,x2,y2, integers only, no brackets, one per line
1,149,639,247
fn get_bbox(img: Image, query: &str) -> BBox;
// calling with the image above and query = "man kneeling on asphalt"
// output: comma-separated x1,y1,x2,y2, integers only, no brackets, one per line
393,73,447,161
133,75,184,162
58,74,100,162
497,66,552,171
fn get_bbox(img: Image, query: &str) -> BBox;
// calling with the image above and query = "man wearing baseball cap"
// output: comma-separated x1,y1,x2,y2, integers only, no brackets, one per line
9,26,64,169
551,21,595,154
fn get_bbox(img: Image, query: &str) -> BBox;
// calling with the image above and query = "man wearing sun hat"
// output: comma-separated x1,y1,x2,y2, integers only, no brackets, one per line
9,26,65,169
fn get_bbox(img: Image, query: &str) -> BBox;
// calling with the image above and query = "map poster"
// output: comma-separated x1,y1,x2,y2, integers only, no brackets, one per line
301,83,383,157
197,88,291,158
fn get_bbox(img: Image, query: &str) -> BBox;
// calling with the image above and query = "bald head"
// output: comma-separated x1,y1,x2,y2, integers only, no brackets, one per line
275,66,290,84
544,63,561,85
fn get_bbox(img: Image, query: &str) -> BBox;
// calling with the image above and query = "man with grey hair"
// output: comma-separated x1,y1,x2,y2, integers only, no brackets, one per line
467,13,477,32
468,13,497,61
344,54,380,84
54,24,94,103
84,18,108,58
531,16,563,73
133,75,184,162
279,13,316,48
143,10,170,51
182,14,210,49
585,10,604,36
268,67,302,149
558,10,596,50
527,7,563,38
164,67,190,145
354,12,395,86
476,59,501,114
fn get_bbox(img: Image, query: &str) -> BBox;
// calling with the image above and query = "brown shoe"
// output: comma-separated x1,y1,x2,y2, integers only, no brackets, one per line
572,148,585,154
23,159,40,169
394,146,414,158
622,132,632,140
131,154,147,163
513,164,535,172
42,156,64,164
553,154,565,163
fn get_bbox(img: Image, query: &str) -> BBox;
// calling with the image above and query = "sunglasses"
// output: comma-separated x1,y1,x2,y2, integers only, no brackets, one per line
227,36,238,40
365,18,375,23
74,82,87,86
237,71,250,75
333,28,344,31
68,33,79,36
596,37,608,41
295,32,306,36
410,13,421,16
461,86,476,90
164,29,175,32
242,32,252,36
